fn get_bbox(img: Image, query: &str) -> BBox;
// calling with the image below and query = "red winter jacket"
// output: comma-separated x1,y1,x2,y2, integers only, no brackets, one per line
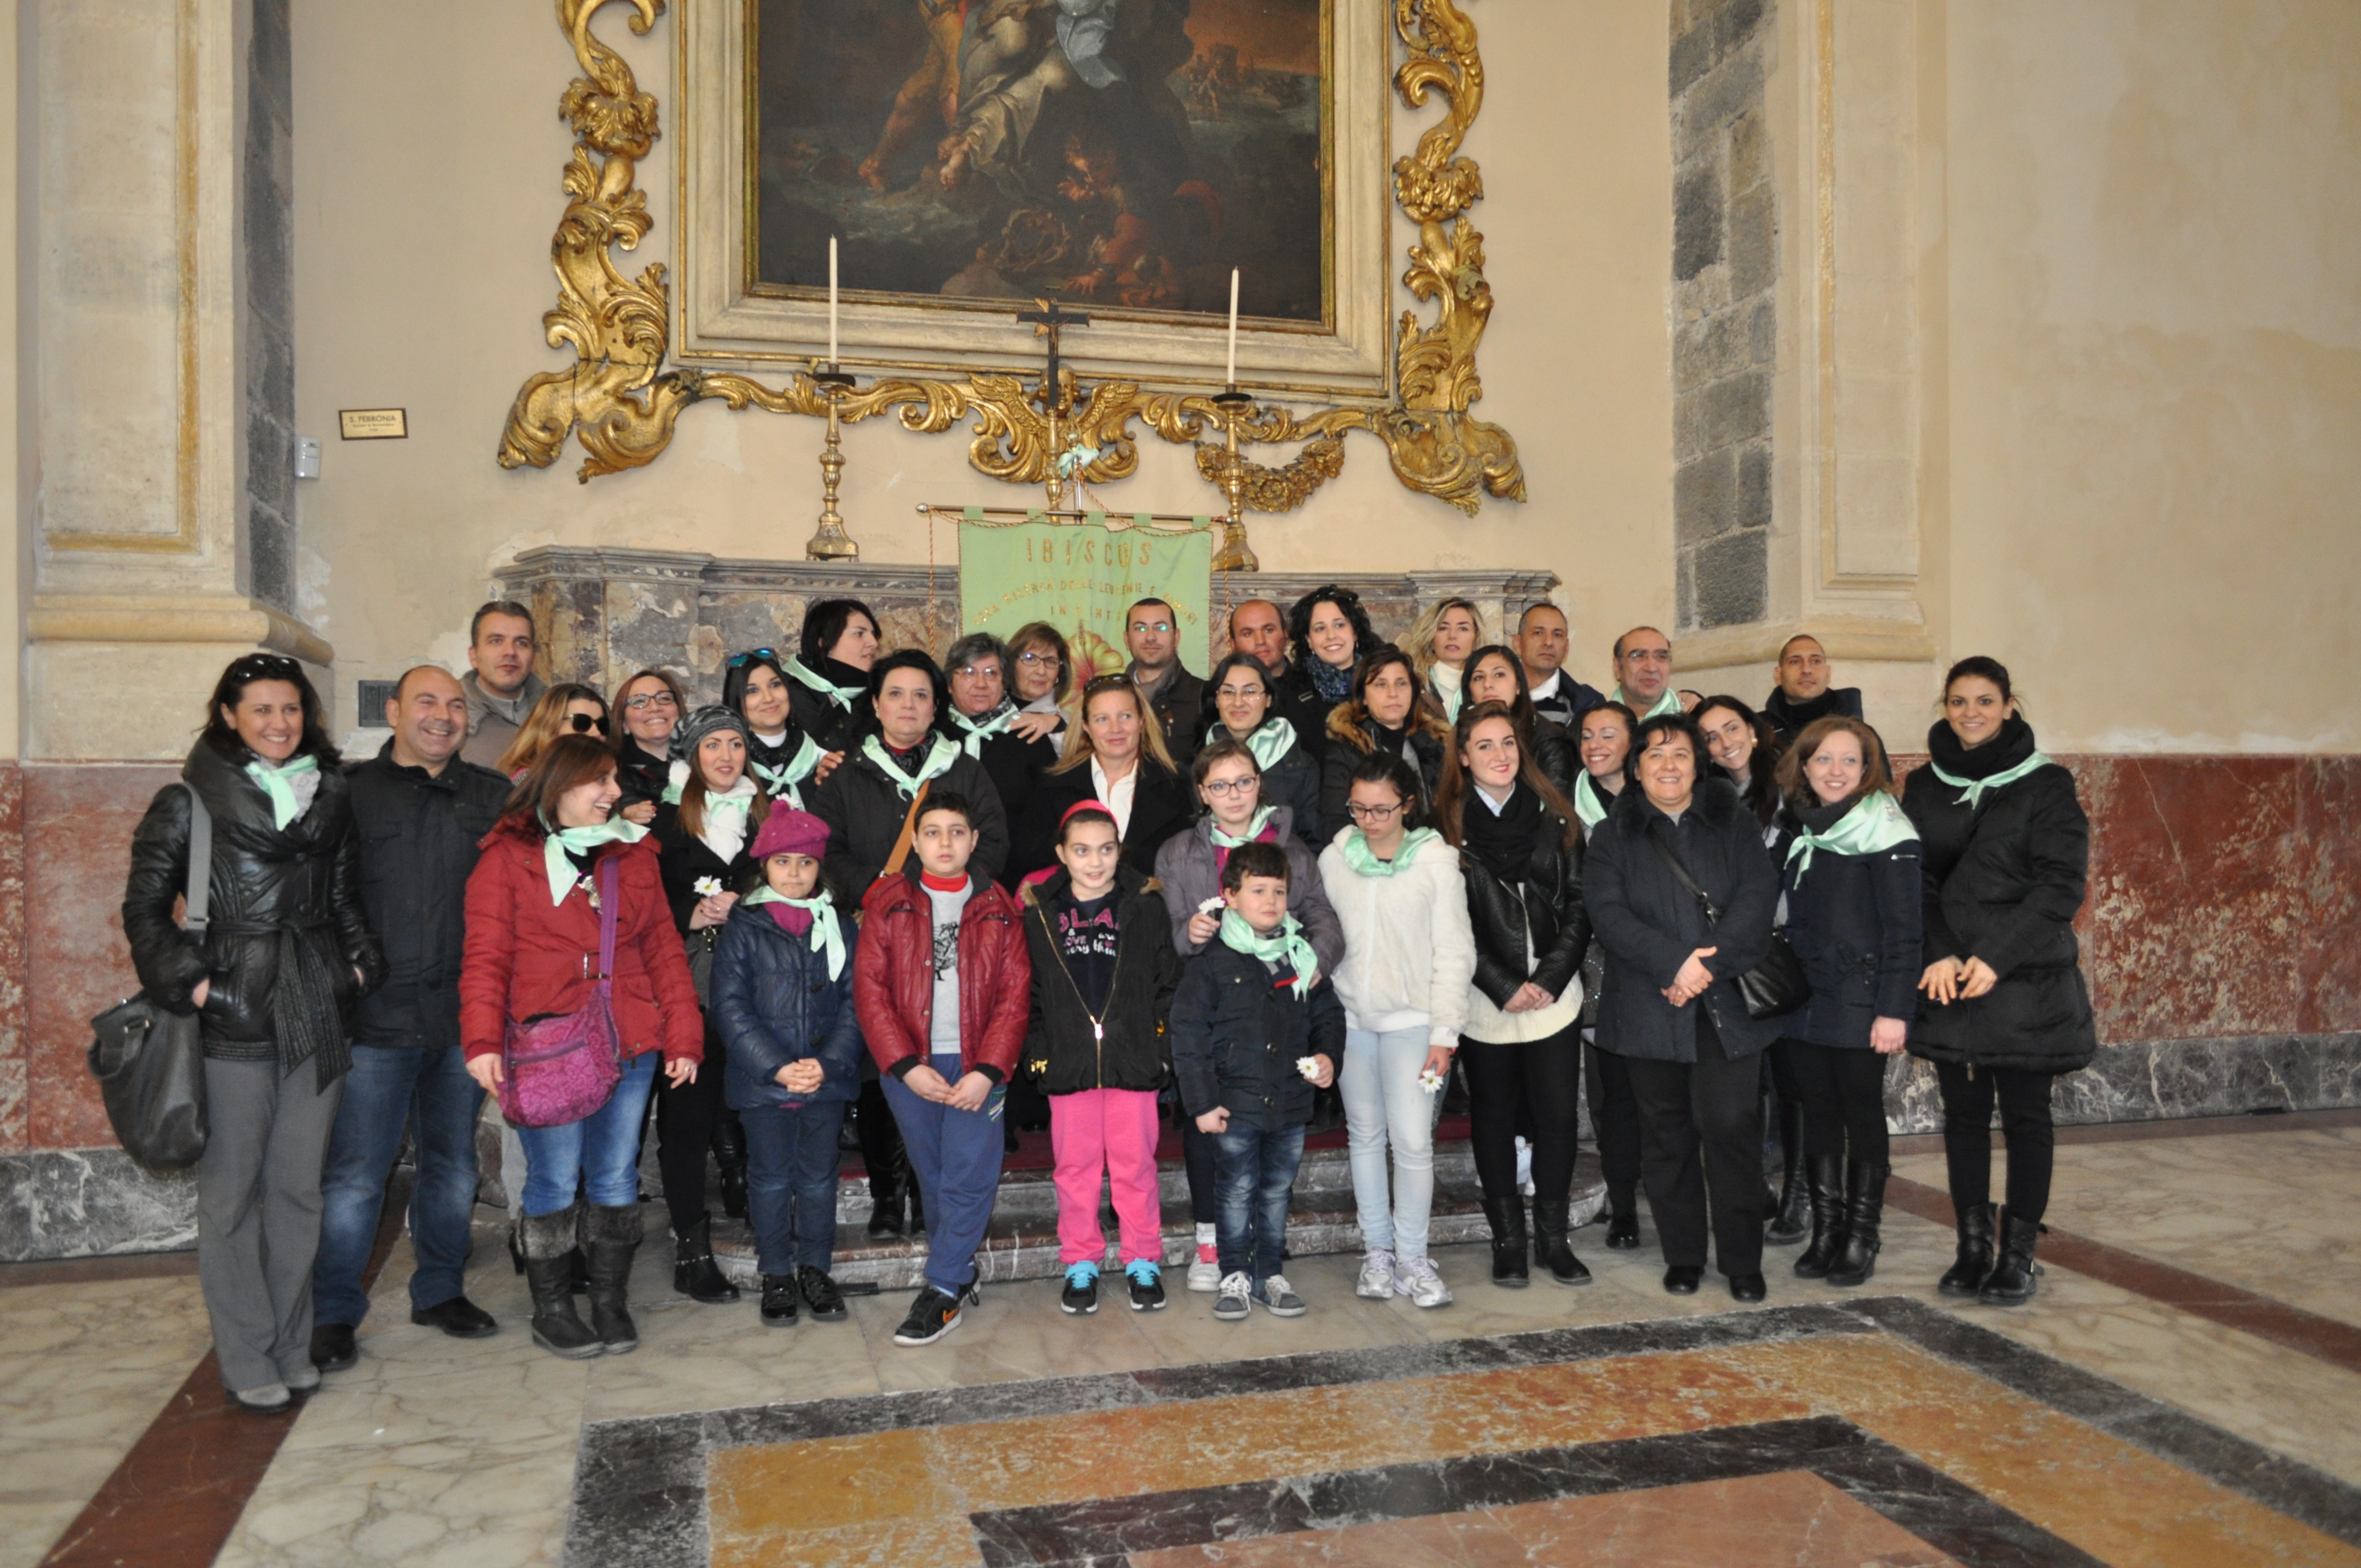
855,867,1031,1084
459,820,704,1066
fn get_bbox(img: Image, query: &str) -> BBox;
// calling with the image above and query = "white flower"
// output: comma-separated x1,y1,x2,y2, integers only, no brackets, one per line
694,876,724,898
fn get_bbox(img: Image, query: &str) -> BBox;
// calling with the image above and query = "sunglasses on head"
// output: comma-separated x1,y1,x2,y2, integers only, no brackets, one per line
727,648,780,668
1082,673,1132,694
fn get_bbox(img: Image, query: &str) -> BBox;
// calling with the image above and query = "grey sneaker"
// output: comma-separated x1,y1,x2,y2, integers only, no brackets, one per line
1260,1274,1307,1317
1213,1271,1253,1321
1396,1255,1454,1309
229,1381,292,1414
1354,1249,1397,1299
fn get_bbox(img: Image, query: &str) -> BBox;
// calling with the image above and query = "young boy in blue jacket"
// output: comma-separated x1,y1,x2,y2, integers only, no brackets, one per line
1169,841,1343,1322
710,809,863,1326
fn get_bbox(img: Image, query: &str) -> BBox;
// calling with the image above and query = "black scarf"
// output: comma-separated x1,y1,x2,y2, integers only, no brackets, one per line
1460,780,1543,883
1925,713,2037,780
1793,792,1862,835
1367,718,1408,759
1308,657,1355,704
1764,687,1841,734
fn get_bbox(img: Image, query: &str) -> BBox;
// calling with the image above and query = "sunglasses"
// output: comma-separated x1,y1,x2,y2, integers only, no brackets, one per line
727,648,780,668
567,712,610,736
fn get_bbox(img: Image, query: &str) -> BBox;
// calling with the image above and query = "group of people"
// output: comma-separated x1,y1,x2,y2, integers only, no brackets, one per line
121,586,2096,1411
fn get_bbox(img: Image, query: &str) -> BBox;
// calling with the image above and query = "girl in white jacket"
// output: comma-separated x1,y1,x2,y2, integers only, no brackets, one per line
1318,750,1477,1308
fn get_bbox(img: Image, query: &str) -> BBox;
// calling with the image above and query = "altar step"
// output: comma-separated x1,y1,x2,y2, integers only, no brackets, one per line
705,1142,1609,1291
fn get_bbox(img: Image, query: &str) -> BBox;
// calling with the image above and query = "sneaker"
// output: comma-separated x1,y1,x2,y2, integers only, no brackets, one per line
1396,1256,1454,1309
797,1266,848,1322
1212,1271,1253,1321
1188,1241,1221,1293
760,1273,799,1327
892,1285,969,1347
282,1363,322,1393
1060,1262,1101,1315
1354,1249,1397,1299
1125,1260,1167,1311
1260,1275,1307,1317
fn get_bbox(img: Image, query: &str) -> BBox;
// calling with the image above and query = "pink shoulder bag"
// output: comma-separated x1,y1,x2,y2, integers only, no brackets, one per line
499,856,625,1128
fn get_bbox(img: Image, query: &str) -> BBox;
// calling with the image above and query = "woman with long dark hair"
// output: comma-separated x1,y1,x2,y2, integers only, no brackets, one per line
724,649,829,808
784,600,881,753
1279,586,1376,741
1571,703,1643,1250
1903,657,2095,1306
1462,643,1582,801
1198,652,1322,848
1434,702,1593,1290
123,655,385,1412
1320,645,1450,840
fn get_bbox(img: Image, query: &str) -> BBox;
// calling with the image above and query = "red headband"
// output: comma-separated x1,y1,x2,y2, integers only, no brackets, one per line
1060,801,1118,829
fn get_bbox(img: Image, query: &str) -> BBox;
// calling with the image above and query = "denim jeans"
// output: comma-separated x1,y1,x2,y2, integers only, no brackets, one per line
742,1101,847,1276
514,1053,660,1216
314,1043,486,1326
1214,1122,1305,1287
881,1054,1007,1297
1339,1026,1438,1260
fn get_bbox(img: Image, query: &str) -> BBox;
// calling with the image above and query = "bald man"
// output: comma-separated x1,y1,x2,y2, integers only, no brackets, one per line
1229,596,1326,752
1607,627,1699,720
1760,634,1863,743
313,666,516,1375
1515,604,1605,729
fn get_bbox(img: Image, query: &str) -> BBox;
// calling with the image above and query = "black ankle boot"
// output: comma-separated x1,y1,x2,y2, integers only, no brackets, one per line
584,1204,644,1352
1939,1202,1997,1297
1605,1206,1641,1250
866,1149,906,1238
714,1113,749,1221
1484,1196,1530,1288
520,1206,602,1360
1531,1196,1592,1287
673,1215,741,1304
1979,1209,2043,1306
1765,1101,1810,1245
1826,1162,1887,1287
907,1178,927,1237
1791,1156,1847,1278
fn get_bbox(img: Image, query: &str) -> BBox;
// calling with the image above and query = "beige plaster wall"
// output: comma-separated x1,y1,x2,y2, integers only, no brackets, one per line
1940,0,2361,753
287,1,1674,720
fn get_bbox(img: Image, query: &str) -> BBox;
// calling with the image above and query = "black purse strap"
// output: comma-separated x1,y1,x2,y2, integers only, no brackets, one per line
181,783,213,938
1646,828,1721,927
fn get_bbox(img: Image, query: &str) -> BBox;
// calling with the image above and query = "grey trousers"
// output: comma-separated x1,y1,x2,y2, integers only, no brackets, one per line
196,1057,345,1392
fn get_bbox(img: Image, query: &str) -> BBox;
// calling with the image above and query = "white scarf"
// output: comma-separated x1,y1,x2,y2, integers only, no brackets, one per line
693,774,760,863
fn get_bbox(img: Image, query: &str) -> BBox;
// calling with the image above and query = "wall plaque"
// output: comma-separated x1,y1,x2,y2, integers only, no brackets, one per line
339,409,408,440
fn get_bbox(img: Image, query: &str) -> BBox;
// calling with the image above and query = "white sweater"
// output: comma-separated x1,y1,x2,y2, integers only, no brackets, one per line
1318,828,1476,1048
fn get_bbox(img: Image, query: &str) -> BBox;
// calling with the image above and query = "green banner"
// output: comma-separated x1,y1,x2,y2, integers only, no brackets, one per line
959,511,1215,681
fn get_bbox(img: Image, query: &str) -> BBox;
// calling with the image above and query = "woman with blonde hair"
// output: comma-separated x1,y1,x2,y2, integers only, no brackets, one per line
1403,597,1486,724
496,683,610,779
1015,674,1192,879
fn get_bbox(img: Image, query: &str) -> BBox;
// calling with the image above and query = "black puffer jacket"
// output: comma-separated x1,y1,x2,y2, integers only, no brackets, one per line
343,743,509,1049
122,741,385,1085
1170,943,1346,1131
1019,866,1183,1095
1780,795,1923,1051
614,739,672,814
808,744,1010,905
1460,806,1592,1011
1321,702,1450,841
937,714,1060,889
1584,776,1780,1064
1901,718,2096,1072
710,900,863,1112
786,657,873,755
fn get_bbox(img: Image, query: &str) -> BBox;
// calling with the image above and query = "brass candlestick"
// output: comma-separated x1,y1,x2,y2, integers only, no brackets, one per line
1209,385,1258,573
806,366,858,561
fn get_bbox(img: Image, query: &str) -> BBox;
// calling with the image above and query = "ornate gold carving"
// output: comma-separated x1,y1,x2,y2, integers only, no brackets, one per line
498,0,1523,516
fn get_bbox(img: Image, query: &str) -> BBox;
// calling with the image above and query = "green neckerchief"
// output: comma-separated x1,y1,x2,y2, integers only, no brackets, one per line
541,816,647,907
1928,750,2055,811
784,655,864,711
749,733,828,808
1218,908,1319,998
1337,825,1440,878
1609,685,1684,720
741,886,847,981
861,733,960,799
1239,716,1297,770
949,701,1018,760
244,753,320,830
1208,805,1276,850
1786,791,1919,883
1572,770,1612,829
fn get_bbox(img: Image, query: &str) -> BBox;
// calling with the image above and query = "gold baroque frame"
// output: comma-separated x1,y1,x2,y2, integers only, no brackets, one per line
497,0,1523,517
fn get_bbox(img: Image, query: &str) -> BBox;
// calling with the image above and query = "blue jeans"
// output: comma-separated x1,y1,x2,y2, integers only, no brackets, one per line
314,1043,485,1326
742,1101,847,1276
881,1054,1006,1297
1215,1123,1305,1288
514,1053,660,1216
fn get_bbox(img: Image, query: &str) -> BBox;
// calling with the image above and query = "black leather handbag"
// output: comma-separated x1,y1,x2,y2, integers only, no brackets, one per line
88,784,212,1169
1648,832,1809,1021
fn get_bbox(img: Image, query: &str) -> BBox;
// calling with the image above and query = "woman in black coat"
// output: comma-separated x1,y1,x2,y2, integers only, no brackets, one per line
1902,656,2095,1307
1775,717,1921,1288
1583,712,1780,1303
612,668,685,825
1196,652,1323,851
1321,645,1451,841
781,599,880,755
1461,644,1582,803
725,650,829,808
1436,703,1594,1289
1276,585,1376,747
122,655,385,1412
1015,677,1193,880
1571,702,1644,1250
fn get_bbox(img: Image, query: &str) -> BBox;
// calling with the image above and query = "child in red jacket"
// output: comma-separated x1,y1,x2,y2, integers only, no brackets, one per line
855,790,1031,1346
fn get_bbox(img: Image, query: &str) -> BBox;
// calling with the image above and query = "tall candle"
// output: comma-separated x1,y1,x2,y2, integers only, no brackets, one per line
1225,268,1239,385
828,236,840,367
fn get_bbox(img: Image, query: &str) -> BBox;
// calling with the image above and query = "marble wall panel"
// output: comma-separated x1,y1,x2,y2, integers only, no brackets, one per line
0,1146,195,1260
2296,755,2361,1036
0,766,25,1153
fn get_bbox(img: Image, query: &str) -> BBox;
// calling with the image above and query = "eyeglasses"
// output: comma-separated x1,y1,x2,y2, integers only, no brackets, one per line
1347,801,1404,823
727,649,779,668
953,664,1002,682
1016,650,1062,669
1201,777,1260,797
1215,684,1267,700
567,712,610,736
622,692,678,711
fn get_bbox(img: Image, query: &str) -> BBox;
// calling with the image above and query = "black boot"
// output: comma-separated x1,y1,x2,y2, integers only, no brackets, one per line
760,1273,799,1327
673,1214,741,1304
1979,1209,2043,1306
1604,1205,1641,1250
1484,1195,1530,1288
1939,1202,1997,1297
714,1112,749,1222
866,1148,906,1238
584,1204,644,1353
1531,1195,1592,1287
520,1206,602,1360
508,1223,525,1275
1765,1100,1810,1245
1826,1162,1887,1287
1791,1156,1847,1278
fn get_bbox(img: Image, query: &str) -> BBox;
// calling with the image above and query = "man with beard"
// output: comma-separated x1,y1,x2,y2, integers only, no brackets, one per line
1760,634,1865,744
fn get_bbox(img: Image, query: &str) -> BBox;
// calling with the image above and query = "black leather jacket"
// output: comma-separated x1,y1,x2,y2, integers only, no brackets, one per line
1460,808,1592,1010
344,743,509,1049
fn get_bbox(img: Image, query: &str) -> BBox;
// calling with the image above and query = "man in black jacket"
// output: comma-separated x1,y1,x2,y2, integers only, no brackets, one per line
1761,634,1865,743
1127,597,1206,770
312,667,513,1371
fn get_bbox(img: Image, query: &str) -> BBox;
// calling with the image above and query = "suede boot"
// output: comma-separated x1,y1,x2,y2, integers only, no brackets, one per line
1531,1195,1592,1287
584,1203,645,1353
1825,1162,1887,1287
1978,1209,2043,1306
1483,1195,1529,1288
520,1206,602,1360
1765,1099,1810,1245
1791,1156,1847,1278
673,1213,741,1304
1939,1202,1997,1297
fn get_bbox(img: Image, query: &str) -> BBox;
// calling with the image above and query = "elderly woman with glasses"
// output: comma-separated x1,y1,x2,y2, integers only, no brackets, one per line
938,633,1063,889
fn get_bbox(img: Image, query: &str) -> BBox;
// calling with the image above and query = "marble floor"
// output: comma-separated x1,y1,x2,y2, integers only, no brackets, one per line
5,1115,2359,1567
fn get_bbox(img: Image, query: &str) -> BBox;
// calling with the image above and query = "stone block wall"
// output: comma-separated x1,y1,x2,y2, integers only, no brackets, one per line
1670,0,1777,631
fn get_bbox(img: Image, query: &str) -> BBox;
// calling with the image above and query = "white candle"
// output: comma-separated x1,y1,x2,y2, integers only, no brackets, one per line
1225,268,1239,385
828,236,840,366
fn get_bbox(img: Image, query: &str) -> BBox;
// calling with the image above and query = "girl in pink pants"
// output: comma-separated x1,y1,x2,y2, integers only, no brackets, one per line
1018,804,1185,1315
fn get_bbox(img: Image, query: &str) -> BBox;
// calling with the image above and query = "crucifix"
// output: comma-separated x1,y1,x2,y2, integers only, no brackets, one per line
1018,296,1090,505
